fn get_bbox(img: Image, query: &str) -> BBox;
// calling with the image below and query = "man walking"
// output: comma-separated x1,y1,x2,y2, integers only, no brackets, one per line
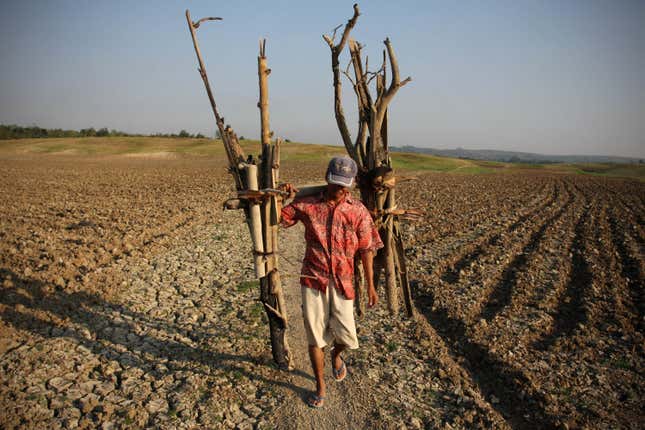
280,156,383,408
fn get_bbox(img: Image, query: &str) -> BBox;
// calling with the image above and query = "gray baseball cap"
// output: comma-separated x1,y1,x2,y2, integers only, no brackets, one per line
326,156,357,187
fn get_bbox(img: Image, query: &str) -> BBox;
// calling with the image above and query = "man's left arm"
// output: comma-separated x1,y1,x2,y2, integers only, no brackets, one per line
360,249,378,307
355,204,384,308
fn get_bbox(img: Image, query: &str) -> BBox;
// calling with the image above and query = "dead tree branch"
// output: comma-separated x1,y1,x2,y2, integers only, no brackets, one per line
192,16,222,28
323,3,361,164
374,38,412,131
185,10,245,188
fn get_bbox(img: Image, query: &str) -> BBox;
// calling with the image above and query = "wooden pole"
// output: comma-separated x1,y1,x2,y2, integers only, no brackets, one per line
257,39,291,369
354,254,366,317
259,40,275,274
395,222,414,317
383,189,399,314
244,164,266,278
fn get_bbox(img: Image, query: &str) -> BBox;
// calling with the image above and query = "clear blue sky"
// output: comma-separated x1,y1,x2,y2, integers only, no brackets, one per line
1,0,644,157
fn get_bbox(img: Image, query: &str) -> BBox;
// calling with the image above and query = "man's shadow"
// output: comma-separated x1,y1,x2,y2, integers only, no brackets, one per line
0,268,312,399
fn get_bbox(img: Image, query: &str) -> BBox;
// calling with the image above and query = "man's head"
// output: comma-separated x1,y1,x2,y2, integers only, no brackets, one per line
326,156,357,188
325,156,357,202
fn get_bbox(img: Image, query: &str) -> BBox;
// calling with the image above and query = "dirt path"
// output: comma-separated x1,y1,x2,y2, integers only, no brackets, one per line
271,224,489,430
271,224,379,429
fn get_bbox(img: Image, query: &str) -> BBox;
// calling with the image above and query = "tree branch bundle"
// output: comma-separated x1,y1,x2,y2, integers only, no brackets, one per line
186,11,291,369
323,4,416,316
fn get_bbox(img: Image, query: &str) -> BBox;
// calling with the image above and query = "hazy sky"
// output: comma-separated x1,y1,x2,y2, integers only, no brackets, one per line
1,1,644,157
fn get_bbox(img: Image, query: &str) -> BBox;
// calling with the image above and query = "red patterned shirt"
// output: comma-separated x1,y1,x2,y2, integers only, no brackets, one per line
280,192,383,299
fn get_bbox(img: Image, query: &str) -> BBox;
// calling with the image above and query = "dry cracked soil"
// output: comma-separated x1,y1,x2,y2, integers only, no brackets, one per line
1,152,643,429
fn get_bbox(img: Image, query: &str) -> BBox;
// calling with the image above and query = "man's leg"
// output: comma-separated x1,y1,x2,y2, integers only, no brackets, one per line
302,286,330,405
328,284,359,379
331,343,347,376
308,345,326,399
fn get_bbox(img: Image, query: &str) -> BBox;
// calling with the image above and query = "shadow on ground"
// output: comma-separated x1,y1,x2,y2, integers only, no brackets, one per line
0,268,312,398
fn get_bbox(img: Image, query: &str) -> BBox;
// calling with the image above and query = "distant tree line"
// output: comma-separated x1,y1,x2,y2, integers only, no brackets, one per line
0,124,208,140
0,124,137,139
150,130,205,139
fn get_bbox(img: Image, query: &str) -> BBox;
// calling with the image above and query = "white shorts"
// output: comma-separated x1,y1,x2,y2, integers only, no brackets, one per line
301,278,359,349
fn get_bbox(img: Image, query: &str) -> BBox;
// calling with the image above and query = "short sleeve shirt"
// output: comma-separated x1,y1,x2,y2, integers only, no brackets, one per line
281,192,383,299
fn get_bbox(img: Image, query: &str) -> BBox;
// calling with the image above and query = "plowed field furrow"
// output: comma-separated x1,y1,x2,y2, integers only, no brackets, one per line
429,218,570,319
409,179,541,241
416,293,562,430
460,182,550,230
615,200,645,248
404,306,515,429
567,197,616,330
422,180,555,277
470,199,580,354
589,178,645,246
434,181,557,278
405,174,644,429
492,181,586,329
445,180,572,322
532,203,593,351
506,181,560,233
478,187,575,322
591,203,643,338
518,197,644,429
522,185,614,346
607,206,645,333
440,181,559,285
609,200,645,248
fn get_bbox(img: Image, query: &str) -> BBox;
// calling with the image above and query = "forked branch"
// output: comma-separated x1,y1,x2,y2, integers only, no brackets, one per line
377,37,412,110
323,4,361,164
323,3,360,52
192,16,222,28
370,37,411,152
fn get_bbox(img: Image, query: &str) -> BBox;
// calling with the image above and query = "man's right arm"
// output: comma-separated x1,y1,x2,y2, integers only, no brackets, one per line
280,203,298,228
279,183,299,228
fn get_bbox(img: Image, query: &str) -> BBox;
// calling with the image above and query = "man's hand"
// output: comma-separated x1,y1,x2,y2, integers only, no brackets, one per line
278,182,298,200
367,285,378,308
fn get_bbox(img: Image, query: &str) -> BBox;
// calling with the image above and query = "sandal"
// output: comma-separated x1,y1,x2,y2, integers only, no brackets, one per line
307,394,325,408
332,357,347,382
